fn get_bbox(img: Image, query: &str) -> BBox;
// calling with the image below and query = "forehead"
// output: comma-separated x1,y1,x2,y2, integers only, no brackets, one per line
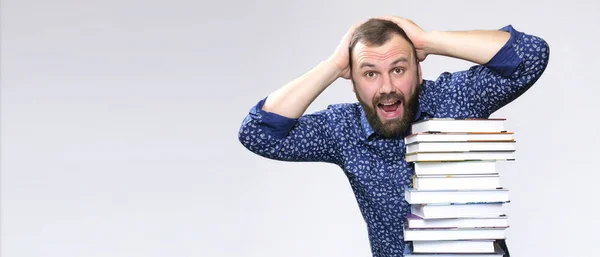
352,34,414,65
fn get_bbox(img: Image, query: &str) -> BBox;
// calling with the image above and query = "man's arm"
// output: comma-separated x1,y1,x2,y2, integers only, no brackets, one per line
377,16,511,64
379,16,549,117
238,23,363,164
261,60,340,119
238,100,342,164
262,22,361,119
424,29,510,65
427,25,549,117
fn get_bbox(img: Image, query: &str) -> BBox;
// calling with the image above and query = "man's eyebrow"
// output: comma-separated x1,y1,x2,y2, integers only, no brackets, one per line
359,62,376,69
391,57,409,65
359,57,410,69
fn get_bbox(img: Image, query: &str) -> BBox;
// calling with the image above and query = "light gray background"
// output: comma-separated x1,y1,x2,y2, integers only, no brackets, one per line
2,0,599,256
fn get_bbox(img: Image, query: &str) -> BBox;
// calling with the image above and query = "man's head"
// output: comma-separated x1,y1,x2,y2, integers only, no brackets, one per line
349,19,422,138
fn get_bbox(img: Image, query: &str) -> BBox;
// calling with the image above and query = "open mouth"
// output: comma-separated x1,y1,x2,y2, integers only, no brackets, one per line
377,100,402,119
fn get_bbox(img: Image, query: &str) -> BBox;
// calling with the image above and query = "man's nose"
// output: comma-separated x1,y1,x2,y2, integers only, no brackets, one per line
378,75,396,94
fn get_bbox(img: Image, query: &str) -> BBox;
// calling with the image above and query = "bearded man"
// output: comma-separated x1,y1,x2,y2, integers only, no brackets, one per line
238,16,549,257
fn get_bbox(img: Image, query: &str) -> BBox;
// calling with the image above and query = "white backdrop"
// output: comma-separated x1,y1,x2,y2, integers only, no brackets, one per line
2,0,599,257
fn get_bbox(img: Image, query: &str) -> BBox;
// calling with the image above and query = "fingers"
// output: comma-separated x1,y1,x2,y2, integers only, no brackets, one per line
376,15,402,21
375,16,411,27
375,15,392,20
342,20,366,43
349,20,365,33
347,23,360,36
340,25,357,45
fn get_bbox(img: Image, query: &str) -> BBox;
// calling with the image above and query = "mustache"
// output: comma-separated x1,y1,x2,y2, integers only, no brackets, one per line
373,92,406,105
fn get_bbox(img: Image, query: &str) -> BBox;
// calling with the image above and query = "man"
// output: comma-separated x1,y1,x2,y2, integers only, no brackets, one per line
238,16,549,257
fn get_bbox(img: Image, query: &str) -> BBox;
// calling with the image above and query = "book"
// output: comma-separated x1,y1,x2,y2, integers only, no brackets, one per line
405,242,505,257
404,118,515,255
406,214,509,229
411,118,507,134
412,174,501,190
405,132,514,144
411,203,505,219
405,188,510,204
403,225,508,241
413,161,497,175
406,151,515,162
411,240,496,253
406,141,516,154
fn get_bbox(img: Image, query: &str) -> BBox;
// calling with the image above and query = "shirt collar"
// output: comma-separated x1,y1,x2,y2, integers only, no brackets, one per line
359,100,422,141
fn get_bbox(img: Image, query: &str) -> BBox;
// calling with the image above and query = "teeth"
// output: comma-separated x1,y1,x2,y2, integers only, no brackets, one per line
381,101,398,106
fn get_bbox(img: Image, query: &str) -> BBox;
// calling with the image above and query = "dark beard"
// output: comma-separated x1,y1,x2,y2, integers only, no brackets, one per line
354,85,420,139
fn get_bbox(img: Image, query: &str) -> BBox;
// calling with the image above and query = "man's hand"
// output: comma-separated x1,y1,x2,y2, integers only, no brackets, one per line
376,16,430,62
327,22,363,79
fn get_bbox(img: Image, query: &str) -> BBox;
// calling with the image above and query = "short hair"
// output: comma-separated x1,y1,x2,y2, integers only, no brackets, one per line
349,19,418,70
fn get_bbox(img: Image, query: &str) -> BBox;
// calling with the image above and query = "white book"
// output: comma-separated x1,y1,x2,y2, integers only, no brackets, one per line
414,161,497,175
405,132,514,144
406,141,516,154
406,214,509,229
406,151,515,162
411,118,507,134
403,225,507,241
405,242,505,257
411,203,505,219
413,174,501,190
405,188,509,204
412,240,496,253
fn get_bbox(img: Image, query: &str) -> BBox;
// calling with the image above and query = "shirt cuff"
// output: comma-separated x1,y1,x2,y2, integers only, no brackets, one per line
484,25,524,77
247,97,298,138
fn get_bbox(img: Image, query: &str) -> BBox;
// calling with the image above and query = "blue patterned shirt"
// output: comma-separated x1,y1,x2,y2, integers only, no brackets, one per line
238,25,549,257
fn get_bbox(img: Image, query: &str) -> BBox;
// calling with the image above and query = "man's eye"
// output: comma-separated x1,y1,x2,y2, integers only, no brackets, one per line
365,71,376,77
393,68,404,74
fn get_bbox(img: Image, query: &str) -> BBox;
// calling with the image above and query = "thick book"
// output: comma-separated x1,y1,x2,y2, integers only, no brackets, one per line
405,188,510,204
406,151,515,162
405,132,514,144
403,225,508,241
413,161,497,175
412,174,501,190
411,240,496,253
406,141,516,154
404,242,505,257
406,214,509,229
411,118,507,134
411,202,506,219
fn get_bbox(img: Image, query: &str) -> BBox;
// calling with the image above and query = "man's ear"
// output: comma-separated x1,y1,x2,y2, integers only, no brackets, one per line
349,66,355,93
417,62,423,85
350,77,356,93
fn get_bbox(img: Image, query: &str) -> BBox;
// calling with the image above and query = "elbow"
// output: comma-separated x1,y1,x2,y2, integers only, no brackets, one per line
537,36,550,72
534,34,550,69
543,39,550,70
237,117,254,151
530,37,550,84
237,117,272,157
518,35,550,86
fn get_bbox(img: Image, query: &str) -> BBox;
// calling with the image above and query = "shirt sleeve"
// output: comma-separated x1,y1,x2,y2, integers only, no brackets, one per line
484,25,524,77
238,97,341,165
244,97,298,139
420,25,550,118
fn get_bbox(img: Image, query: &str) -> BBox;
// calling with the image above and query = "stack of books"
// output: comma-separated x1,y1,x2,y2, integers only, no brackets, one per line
402,118,515,257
